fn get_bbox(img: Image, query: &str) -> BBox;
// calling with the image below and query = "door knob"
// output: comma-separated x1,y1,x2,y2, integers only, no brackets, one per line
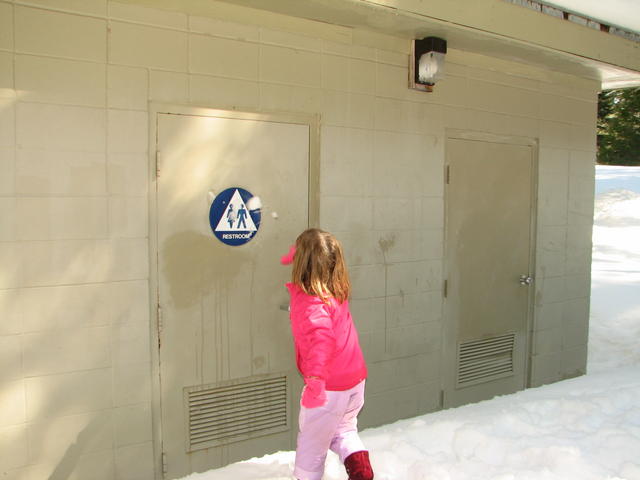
519,275,533,286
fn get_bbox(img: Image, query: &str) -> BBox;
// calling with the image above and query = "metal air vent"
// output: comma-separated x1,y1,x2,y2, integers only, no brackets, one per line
185,374,289,452
456,333,516,388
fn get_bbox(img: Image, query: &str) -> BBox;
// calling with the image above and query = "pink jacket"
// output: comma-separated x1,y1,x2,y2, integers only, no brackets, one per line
286,282,367,391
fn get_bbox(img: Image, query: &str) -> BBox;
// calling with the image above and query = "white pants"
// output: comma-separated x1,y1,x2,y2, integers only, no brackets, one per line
294,380,366,480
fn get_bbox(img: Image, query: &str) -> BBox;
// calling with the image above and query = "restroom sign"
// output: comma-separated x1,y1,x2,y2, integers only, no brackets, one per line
209,187,261,246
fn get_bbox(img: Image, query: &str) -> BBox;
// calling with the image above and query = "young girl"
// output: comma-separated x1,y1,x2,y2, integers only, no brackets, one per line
281,228,374,480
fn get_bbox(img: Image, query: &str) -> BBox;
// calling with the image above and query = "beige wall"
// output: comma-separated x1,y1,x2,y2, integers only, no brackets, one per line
0,0,596,478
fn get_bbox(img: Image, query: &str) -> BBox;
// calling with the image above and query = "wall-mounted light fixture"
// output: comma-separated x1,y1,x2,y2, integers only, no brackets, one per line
409,36,447,92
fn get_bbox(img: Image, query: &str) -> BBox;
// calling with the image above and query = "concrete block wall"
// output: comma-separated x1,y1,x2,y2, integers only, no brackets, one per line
0,0,597,478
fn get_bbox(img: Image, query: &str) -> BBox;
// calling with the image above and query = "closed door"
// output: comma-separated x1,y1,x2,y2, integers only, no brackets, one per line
443,137,536,408
154,108,314,479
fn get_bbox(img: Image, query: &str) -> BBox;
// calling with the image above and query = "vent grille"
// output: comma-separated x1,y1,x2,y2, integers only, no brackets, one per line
185,374,289,452
456,333,515,388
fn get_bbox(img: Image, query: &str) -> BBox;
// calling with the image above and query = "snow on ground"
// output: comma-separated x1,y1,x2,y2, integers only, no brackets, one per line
181,166,640,480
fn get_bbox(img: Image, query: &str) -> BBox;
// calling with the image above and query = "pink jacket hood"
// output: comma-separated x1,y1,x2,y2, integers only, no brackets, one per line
286,283,367,391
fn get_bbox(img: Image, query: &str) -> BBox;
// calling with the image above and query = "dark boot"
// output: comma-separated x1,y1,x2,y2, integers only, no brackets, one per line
344,450,374,480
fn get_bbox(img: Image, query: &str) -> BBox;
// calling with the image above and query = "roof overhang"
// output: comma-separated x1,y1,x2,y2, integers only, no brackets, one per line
121,0,640,89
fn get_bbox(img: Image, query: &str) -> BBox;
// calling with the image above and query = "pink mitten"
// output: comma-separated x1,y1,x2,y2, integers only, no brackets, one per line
280,244,296,265
301,377,327,408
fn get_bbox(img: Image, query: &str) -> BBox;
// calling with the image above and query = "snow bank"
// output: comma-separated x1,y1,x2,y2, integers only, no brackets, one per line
179,166,640,480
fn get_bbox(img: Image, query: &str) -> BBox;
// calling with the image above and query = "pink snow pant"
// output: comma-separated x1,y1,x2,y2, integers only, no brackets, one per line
294,380,367,480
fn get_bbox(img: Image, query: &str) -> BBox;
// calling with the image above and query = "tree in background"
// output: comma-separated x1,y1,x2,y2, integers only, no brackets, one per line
597,87,640,165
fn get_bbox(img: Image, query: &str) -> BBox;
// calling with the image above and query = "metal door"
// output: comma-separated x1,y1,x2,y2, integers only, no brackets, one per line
443,135,536,408
153,107,316,478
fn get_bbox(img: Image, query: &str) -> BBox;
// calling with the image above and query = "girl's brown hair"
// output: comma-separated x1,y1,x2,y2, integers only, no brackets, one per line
291,228,350,303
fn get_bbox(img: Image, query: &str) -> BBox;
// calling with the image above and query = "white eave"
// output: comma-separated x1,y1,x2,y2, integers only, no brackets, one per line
215,0,640,89
121,0,640,89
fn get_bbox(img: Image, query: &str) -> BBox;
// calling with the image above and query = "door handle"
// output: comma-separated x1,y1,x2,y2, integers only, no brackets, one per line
519,275,534,286
279,304,290,312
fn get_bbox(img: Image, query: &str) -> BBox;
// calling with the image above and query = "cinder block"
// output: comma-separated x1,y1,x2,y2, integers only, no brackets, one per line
349,263,386,299
539,120,572,149
109,1,187,29
386,291,442,327
150,70,188,104
108,65,148,110
349,58,376,95
0,99,15,148
109,197,148,238
536,276,565,306
420,197,444,229
0,5,11,50
109,21,187,71
260,45,322,87
22,326,111,377
0,335,22,383
112,362,151,406
113,404,152,447
373,198,415,230
373,131,425,196
115,442,154,480
25,369,112,421
386,324,434,357
0,147,14,196
15,6,106,62
108,280,149,324
537,169,568,226
107,153,147,196
386,260,442,296
110,321,151,366
561,345,587,378
0,289,21,335
261,28,321,52
0,380,26,427
16,103,106,152
349,297,385,333
0,198,16,241
335,229,384,266
190,34,259,79
320,195,373,232
16,197,108,240
375,62,407,100
348,93,376,129
0,425,28,472
0,51,13,95
321,54,349,91
562,297,590,326
258,82,303,112
529,351,562,387
27,411,113,462
320,90,349,128
533,327,562,355
0,243,21,289
564,274,590,300
320,126,373,197
107,110,148,154
15,55,106,107
22,0,107,16
16,150,107,196
189,74,260,111
107,238,149,282
189,15,260,42
19,283,111,332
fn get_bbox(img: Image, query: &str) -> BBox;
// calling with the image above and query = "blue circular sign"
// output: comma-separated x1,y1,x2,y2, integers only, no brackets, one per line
209,187,261,246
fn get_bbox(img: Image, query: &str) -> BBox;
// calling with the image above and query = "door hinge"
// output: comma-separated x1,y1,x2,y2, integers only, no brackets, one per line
440,389,445,409
155,151,162,178
162,452,168,475
443,279,448,298
157,304,163,348
445,165,450,185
